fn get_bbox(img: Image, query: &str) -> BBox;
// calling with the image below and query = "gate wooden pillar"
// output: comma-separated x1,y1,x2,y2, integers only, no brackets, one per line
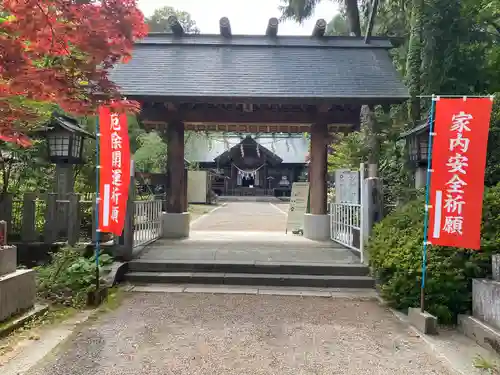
166,120,187,213
309,123,328,215
303,123,330,240
162,120,190,238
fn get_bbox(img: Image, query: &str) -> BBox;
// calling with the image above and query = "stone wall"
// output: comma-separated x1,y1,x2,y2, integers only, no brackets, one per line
472,279,500,331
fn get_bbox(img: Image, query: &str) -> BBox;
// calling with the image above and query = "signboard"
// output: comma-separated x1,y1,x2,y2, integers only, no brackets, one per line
98,107,131,236
286,182,310,233
335,169,360,204
428,98,493,249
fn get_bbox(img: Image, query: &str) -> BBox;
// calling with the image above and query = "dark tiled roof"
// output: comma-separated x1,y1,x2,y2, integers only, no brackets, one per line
215,135,283,164
136,34,395,48
399,120,430,139
110,34,409,101
184,133,309,164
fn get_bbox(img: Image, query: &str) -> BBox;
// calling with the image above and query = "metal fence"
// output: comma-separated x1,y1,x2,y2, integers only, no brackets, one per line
133,199,163,248
330,202,364,262
329,164,365,263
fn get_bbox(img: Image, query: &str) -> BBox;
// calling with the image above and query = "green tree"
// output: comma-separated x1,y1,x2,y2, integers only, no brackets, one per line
146,6,200,33
0,140,53,195
405,0,423,123
134,132,168,173
326,14,349,36
280,0,361,36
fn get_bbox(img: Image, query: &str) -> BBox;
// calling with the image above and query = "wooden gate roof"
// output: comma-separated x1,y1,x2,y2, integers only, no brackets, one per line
110,33,409,104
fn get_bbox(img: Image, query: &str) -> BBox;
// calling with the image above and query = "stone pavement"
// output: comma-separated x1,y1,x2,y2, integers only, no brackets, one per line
24,292,451,375
141,201,356,263
190,202,288,231
140,231,357,263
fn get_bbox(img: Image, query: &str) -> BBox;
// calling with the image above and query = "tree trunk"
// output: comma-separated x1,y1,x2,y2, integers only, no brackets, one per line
345,0,362,36
405,0,424,123
341,0,380,176
363,105,379,177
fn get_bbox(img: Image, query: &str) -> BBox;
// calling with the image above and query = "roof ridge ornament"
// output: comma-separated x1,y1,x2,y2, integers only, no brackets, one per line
266,17,279,37
167,15,184,36
220,17,232,38
312,19,327,37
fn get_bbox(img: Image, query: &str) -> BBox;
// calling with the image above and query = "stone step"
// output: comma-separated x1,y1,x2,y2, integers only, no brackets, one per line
124,271,375,289
458,315,500,354
128,259,369,276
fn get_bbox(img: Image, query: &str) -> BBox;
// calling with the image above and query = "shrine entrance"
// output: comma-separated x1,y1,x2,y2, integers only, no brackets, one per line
110,16,408,256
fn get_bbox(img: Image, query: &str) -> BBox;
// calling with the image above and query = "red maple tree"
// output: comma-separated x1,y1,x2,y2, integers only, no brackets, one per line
0,0,148,144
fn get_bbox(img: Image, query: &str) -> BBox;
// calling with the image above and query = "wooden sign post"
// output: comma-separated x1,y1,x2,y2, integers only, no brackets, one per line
285,182,310,234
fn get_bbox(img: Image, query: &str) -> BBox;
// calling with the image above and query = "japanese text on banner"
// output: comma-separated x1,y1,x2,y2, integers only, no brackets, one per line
98,107,130,236
428,98,493,250
110,113,123,225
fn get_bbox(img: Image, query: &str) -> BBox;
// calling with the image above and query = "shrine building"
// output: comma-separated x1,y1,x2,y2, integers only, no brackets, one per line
184,133,309,197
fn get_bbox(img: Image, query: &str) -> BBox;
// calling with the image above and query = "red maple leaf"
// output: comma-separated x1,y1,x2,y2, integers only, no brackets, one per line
0,0,148,145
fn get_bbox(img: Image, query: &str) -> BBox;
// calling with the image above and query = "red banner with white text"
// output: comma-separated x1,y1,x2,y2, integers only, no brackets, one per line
98,107,130,236
428,98,493,249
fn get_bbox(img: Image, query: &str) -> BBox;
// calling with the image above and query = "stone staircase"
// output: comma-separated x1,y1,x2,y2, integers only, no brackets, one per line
124,259,375,289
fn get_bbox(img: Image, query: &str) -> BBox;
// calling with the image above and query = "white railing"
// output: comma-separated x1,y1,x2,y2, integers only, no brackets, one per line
133,199,162,248
330,202,364,263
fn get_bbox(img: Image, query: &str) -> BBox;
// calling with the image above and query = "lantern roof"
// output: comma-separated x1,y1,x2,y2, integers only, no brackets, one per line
399,120,429,139
35,113,95,139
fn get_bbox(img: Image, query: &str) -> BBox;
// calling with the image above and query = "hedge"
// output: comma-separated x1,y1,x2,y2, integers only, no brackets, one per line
367,183,500,324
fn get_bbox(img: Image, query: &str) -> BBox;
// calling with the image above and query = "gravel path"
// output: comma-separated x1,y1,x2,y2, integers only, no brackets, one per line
190,202,287,231
27,293,450,375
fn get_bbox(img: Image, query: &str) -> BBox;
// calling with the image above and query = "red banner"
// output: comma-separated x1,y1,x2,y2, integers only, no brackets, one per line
98,107,130,236
428,98,493,249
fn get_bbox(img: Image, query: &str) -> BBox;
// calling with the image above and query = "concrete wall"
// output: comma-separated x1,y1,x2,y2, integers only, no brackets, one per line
0,246,36,322
473,279,500,331
0,269,36,322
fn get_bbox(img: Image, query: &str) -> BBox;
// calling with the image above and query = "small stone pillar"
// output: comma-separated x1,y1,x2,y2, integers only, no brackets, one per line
492,254,500,282
362,177,384,240
54,164,74,195
414,167,427,189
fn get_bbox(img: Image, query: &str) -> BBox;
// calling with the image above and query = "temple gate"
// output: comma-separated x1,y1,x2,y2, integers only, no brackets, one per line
110,16,408,248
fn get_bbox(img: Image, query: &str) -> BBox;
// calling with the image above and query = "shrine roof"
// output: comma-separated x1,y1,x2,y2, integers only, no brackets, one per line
110,33,409,102
184,134,309,164
399,120,430,138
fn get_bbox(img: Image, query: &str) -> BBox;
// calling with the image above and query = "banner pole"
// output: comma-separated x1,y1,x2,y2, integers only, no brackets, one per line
417,94,495,99
420,95,438,312
95,115,101,293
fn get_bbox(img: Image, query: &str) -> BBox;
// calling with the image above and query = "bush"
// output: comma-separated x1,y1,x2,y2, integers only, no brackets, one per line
36,246,113,307
367,183,500,324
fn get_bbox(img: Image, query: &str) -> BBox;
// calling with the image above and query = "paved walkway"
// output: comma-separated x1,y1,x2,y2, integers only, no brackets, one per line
191,202,288,231
140,202,356,263
140,231,357,263
25,293,451,375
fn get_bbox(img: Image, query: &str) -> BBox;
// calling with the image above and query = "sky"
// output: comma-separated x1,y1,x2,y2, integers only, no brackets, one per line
138,0,339,36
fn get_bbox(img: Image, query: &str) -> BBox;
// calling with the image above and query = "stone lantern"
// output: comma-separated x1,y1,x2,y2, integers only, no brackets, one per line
400,121,430,188
35,113,94,195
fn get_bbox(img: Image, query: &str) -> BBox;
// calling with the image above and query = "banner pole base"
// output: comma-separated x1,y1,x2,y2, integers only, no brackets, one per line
95,237,100,292
420,286,425,313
